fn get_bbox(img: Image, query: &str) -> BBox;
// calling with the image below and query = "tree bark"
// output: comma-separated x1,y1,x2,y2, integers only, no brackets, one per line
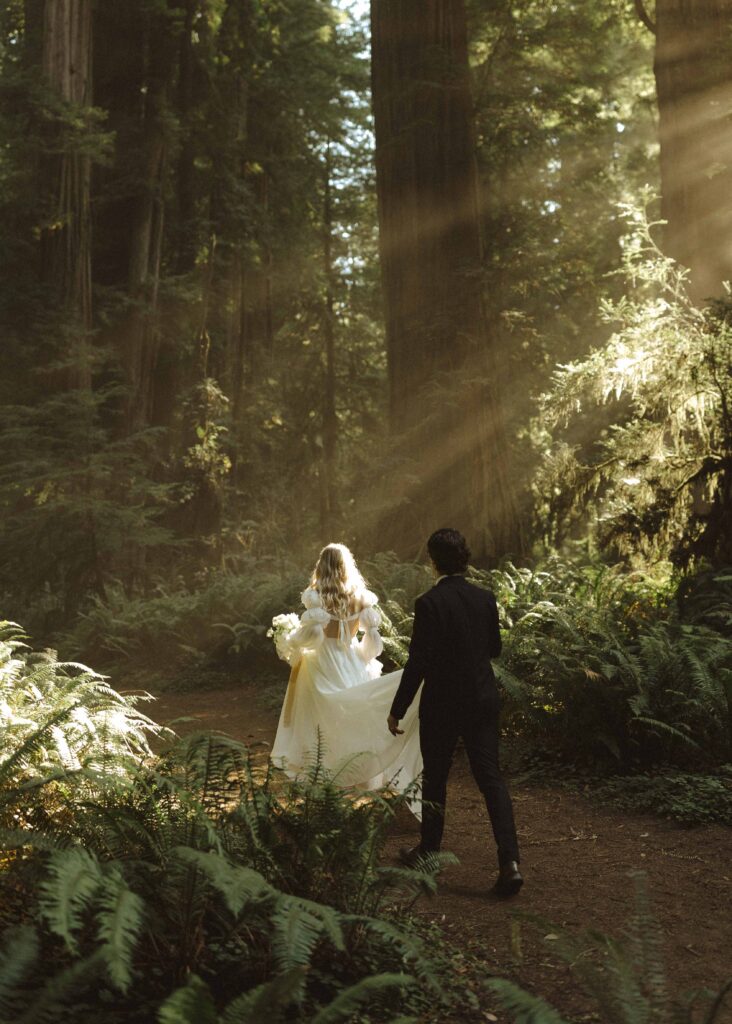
654,0,732,302
370,0,520,561
239,168,274,383
174,0,198,274
321,140,339,536
123,5,176,432
41,0,93,387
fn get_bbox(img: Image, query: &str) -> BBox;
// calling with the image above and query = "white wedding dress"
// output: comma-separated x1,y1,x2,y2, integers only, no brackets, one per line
270,587,422,806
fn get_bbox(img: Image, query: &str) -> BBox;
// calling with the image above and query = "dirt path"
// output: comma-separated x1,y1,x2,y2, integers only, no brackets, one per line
149,683,732,1022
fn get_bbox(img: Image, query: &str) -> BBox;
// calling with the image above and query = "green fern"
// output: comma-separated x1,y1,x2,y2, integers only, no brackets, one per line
270,901,338,971
38,847,144,993
218,968,307,1024
0,622,163,830
0,925,39,1021
157,973,217,1024
503,874,732,1024
171,846,275,916
309,973,415,1024
39,847,106,953
94,869,146,993
488,979,570,1024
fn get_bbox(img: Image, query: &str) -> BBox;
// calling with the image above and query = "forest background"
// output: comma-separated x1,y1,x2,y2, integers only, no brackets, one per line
1,0,731,757
1,1,732,1021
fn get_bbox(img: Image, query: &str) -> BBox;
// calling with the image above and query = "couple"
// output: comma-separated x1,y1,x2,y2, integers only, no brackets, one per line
270,528,522,897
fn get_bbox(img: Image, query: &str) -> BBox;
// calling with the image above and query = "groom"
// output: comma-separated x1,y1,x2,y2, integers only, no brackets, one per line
387,528,522,897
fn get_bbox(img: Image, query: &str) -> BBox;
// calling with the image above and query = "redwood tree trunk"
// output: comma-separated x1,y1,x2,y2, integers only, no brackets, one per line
320,140,339,536
654,0,732,302
124,6,175,432
42,0,93,387
174,0,198,274
370,0,520,560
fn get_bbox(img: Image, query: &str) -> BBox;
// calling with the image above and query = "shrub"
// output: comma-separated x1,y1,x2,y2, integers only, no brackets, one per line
0,625,445,1022
0,619,161,831
62,557,307,675
595,766,732,827
469,561,732,770
536,201,732,568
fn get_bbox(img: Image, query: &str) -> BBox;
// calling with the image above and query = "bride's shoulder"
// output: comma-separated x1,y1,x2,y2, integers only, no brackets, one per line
301,587,322,609
357,587,379,608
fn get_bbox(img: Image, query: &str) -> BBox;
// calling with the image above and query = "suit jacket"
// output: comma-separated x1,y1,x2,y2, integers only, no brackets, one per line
390,574,502,721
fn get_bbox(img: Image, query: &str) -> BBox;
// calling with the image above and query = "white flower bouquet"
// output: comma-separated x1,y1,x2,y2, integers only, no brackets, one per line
267,612,301,663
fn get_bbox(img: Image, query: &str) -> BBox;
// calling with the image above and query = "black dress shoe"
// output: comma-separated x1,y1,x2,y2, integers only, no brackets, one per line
491,860,523,897
398,844,429,868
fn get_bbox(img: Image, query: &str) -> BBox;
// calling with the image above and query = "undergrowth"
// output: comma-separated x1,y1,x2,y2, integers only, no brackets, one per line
1,622,731,1021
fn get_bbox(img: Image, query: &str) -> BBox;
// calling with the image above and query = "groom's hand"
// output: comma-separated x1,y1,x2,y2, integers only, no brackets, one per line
387,714,404,736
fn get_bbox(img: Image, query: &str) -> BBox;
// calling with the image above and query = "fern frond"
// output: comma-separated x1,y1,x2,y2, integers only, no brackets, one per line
96,869,145,993
157,973,217,1024
0,925,38,1014
172,847,275,917
219,968,307,1023
39,847,105,952
488,978,570,1024
14,950,105,1024
270,901,331,970
703,979,732,1024
310,973,414,1024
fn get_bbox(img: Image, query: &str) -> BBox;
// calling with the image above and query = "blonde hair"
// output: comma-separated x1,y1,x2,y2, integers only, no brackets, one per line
310,543,366,618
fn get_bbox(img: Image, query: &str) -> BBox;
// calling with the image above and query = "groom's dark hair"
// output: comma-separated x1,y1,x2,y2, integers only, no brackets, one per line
427,528,471,575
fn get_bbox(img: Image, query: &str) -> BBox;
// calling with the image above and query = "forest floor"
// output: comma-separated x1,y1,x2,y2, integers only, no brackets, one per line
149,682,732,1024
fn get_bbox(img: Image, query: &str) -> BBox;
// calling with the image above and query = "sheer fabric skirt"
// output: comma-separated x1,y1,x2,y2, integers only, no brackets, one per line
271,638,422,812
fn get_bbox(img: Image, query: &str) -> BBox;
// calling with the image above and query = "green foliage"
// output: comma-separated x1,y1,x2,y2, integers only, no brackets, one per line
0,388,181,631
2,617,729,1022
595,766,732,827
60,550,430,677
61,545,732,782
0,0,384,641
469,0,657,508
492,875,732,1024
465,560,732,769
0,627,443,1021
537,202,732,566
373,555,732,775
361,554,432,670
63,556,306,672
487,980,568,1024
0,620,161,828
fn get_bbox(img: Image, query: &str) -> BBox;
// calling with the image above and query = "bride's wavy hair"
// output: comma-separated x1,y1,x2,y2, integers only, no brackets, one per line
310,543,366,618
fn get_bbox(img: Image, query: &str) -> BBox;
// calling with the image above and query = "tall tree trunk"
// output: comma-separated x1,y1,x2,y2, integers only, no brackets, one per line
654,0,732,301
124,7,175,433
41,0,93,387
218,0,255,489
239,168,274,383
370,0,520,561
126,124,167,432
320,140,339,536
24,0,44,68
174,0,198,274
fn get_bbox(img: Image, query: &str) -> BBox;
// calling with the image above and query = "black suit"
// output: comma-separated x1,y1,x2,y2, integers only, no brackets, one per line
390,574,519,865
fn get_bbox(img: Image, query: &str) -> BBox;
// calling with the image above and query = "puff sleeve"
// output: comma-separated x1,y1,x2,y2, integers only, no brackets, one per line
279,589,330,663
356,589,383,662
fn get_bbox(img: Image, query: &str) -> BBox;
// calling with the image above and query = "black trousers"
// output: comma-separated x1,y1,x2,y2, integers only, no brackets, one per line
419,702,520,866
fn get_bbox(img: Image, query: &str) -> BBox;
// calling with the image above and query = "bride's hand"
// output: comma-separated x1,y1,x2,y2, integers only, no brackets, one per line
387,714,404,736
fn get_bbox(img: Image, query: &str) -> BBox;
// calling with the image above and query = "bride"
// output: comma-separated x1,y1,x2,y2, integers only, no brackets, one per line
270,543,422,800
